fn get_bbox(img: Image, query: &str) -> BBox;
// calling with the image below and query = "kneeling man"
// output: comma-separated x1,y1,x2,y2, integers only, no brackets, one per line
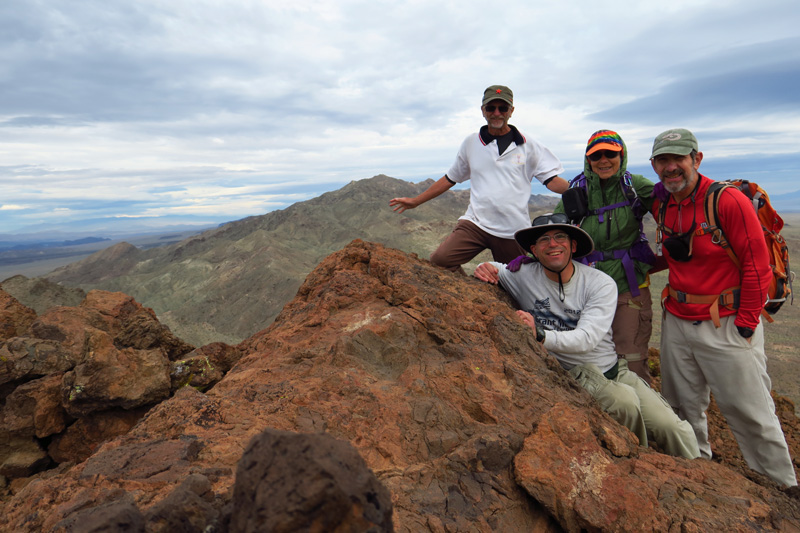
475,213,699,458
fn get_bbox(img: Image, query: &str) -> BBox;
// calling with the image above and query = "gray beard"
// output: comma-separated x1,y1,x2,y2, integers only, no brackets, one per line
662,175,689,194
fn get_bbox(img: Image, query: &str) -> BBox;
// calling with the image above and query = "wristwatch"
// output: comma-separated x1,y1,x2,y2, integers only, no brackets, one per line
736,325,754,339
535,323,546,343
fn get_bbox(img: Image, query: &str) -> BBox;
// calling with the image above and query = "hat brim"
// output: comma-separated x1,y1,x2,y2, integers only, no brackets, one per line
650,145,694,158
514,224,594,259
482,96,513,106
586,142,623,156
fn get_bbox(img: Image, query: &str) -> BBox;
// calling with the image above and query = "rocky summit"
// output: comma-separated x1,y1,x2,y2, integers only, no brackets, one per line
2,240,800,532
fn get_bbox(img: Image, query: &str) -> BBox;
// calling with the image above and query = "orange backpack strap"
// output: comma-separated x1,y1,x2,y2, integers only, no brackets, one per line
695,182,741,268
662,284,741,328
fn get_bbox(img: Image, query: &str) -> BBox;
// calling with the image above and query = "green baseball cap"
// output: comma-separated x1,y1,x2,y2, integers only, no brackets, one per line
483,85,513,106
650,128,699,158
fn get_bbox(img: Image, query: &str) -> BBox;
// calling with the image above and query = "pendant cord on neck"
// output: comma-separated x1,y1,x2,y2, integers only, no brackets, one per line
542,261,570,302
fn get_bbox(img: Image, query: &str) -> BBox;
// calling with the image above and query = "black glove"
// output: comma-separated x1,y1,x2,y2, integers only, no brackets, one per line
736,325,754,339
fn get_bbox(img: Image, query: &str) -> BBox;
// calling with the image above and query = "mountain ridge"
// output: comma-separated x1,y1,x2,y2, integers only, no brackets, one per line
43,175,559,345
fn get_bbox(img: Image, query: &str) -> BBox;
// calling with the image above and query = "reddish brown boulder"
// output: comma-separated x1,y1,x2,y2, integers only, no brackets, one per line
30,290,193,363
515,402,795,531
170,342,242,391
52,497,146,532
0,433,49,479
0,289,36,341
48,408,148,464
1,375,68,478
62,344,171,418
0,338,74,387
0,290,195,483
2,374,68,438
144,473,219,532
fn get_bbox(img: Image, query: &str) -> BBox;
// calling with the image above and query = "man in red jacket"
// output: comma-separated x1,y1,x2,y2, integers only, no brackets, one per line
651,128,796,487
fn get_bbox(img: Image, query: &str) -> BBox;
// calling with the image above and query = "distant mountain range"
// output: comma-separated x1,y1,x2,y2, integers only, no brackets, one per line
5,215,232,238
41,175,559,346
770,189,800,213
0,236,111,252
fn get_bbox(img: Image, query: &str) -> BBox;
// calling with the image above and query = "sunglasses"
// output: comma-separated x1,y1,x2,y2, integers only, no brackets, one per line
484,104,509,113
532,212,570,226
587,150,621,162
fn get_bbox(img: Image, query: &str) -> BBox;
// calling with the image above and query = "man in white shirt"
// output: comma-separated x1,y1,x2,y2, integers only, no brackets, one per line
474,213,699,458
390,85,568,274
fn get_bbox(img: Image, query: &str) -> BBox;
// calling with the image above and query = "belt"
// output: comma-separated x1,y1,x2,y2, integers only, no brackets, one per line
603,361,619,380
661,285,740,328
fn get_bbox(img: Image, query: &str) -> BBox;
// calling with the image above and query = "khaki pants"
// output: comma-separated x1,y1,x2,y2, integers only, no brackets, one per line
570,359,699,459
660,312,797,487
612,287,653,362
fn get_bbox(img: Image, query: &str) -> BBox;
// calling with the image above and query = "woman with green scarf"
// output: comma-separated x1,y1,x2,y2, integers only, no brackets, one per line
555,130,657,383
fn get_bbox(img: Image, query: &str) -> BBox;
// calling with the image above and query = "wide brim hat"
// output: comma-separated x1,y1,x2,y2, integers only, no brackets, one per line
514,214,594,259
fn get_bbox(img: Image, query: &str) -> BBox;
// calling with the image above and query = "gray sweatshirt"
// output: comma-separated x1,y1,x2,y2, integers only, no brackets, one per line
492,260,618,373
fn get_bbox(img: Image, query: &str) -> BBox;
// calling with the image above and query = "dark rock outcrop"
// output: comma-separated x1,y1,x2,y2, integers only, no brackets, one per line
229,429,393,532
1,240,799,532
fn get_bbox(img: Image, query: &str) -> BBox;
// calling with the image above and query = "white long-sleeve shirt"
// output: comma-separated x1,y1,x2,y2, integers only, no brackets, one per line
492,260,618,373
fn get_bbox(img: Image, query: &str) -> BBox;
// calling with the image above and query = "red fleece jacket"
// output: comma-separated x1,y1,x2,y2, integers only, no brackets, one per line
654,174,770,329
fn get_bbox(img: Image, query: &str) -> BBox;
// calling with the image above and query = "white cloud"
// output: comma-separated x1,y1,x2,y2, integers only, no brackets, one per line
0,0,799,232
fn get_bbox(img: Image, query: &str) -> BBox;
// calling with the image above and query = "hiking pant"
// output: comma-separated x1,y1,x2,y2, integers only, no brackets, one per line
612,287,653,362
569,359,699,459
430,219,526,273
660,312,797,487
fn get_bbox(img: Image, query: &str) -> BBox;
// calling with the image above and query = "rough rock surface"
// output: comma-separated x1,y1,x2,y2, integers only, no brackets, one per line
1,240,799,532
229,429,393,532
170,342,242,391
0,288,36,342
0,289,196,479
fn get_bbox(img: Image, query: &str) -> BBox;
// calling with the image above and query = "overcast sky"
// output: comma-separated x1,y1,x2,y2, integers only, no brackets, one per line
1,0,798,233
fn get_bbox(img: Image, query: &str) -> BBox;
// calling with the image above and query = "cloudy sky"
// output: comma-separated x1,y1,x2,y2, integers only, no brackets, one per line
1,0,798,233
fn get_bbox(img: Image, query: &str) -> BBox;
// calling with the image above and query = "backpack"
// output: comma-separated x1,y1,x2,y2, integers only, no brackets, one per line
699,180,793,318
562,172,655,297
563,171,648,223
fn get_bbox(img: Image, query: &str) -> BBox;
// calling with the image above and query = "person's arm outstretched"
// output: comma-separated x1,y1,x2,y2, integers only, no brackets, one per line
389,176,454,213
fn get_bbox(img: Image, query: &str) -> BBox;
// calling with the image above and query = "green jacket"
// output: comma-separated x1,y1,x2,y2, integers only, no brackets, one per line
554,144,655,295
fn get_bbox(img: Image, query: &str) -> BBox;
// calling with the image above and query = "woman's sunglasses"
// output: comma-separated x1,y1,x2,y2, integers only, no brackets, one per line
587,150,621,162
